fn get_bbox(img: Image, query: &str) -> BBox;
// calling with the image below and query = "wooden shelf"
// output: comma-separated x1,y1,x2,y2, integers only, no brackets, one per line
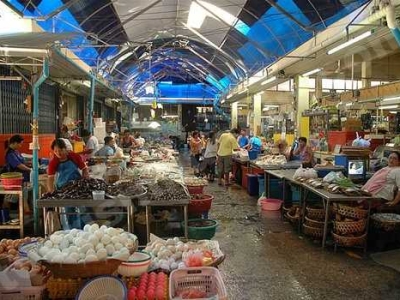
0,224,21,230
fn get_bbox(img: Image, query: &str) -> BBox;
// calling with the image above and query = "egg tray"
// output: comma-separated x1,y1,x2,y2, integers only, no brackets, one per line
40,258,122,279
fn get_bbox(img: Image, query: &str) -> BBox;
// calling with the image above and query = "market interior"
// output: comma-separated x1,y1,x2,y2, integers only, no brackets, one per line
2,0,400,299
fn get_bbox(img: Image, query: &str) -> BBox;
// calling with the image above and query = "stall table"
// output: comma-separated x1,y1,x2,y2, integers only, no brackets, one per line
0,185,31,237
37,198,134,235
300,184,381,251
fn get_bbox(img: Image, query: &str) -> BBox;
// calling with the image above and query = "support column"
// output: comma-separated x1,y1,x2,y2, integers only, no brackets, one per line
88,76,96,133
295,75,310,138
231,102,238,129
253,94,262,135
32,58,49,234
361,61,372,88
315,75,323,100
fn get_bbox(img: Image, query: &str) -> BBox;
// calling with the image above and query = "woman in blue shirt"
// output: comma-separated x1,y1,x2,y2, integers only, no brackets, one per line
5,135,31,182
237,129,249,148
96,137,116,157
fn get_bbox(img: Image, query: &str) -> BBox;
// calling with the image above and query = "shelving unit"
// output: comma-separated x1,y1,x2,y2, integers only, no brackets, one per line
302,109,340,139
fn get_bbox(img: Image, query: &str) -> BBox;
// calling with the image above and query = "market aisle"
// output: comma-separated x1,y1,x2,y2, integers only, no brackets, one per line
180,153,400,300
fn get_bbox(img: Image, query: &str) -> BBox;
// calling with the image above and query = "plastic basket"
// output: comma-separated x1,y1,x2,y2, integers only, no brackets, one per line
188,195,214,214
169,267,227,300
1,176,23,190
0,285,45,300
187,185,205,195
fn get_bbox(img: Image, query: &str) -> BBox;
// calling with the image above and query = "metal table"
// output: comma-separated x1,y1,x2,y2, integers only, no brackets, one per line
0,185,31,237
300,183,381,251
138,200,189,244
37,198,134,235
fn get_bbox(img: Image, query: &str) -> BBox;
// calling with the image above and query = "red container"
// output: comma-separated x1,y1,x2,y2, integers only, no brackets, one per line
187,185,205,195
261,199,283,211
1,177,23,190
188,194,214,214
327,131,359,152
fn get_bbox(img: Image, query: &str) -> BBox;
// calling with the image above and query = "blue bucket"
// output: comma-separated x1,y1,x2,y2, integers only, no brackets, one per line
247,174,259,196
248,150,259,160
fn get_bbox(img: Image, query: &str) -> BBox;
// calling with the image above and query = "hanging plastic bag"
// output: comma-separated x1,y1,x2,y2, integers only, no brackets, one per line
257,192,267,206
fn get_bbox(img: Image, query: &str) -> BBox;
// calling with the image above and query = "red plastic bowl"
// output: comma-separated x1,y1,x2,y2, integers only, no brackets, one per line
1,177,23,190
261,199,283,211
187,185,205,195
188,194,214,214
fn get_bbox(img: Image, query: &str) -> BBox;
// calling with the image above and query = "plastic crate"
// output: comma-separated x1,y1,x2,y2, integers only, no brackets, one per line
0,285,46,300
169,267,227,300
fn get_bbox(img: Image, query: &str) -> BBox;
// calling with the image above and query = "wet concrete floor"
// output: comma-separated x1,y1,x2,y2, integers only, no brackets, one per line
180,151,400,299
204,182,400,300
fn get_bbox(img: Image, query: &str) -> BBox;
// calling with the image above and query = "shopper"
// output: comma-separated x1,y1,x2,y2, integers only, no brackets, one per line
217,128,240,186
96,136,116,157
362,151,400,210
134,132,145,148
190,131,202,176
237,129,249,148
47,139,89,229
247,134,263,153
81,129,99,159
201,132,217,181
292,137,313,167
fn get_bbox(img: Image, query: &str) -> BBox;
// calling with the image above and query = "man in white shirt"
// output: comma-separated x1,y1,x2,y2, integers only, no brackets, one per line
81,129,99,159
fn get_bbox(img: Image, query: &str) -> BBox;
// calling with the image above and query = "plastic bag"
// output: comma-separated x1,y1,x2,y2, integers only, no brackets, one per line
257,192,266,206
322,171,345,183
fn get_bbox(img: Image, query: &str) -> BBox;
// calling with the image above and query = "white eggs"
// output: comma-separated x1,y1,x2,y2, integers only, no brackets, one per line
96,248,107,260
85,255,98,263
74,238,84,247
89,223,99,233
95,243,104,251
68,246,78,253
94,230,104,240
65,234,74,243
44,240,53,248
39,246,49,257
106,227,118,237
80,243,94,254
79,252,85,259
111,236,120,245
50,235,63,245
119,233,128,245
170,262,178,270
83,224,91,232
86,249,96,256
69,252,80,261
59,239,69,250
173,237,180,243
101,235,111,245
88,236,99,247
105,244,115,256
120,247,129,254
64,256,77,264
114,243,123,251
100,225,108,231
113,251,129,261
51,254,64,263
167,245,176,253
166,238,175,246
70,228,79,237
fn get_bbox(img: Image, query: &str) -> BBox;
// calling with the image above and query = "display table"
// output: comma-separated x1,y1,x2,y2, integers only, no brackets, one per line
37,198,134,235
138,200,189,244
300,184,381,251
0,185,31,237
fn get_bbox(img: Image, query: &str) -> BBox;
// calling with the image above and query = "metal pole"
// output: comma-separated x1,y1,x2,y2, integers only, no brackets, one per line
88,75,96,133
33,58,49,234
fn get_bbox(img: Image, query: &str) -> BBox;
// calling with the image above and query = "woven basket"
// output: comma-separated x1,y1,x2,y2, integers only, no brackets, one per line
305,216,325,229
306,207,325,221
47,277,84,299
334,218,367,235
40,258,122,279
371,214,400,232
334,203,368,220
303,224,323,238
332,232,367,247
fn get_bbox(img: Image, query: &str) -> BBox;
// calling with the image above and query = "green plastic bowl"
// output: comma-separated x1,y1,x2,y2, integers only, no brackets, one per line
182,219,218,240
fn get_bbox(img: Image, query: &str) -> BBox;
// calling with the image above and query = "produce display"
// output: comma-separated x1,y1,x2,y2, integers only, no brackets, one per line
144,237,223,271
184,177,208,186
146,179,190,203
41,178,108,200
31,224,137,263
0,237,43,266
107,180,146,197
127,272,168,300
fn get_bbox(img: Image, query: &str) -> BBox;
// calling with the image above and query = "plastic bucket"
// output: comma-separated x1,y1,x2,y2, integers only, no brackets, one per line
260,199,283,211
247,174,259,196
187,185,205,195
183,219,218,240
188,195,214,214
248,150,259,160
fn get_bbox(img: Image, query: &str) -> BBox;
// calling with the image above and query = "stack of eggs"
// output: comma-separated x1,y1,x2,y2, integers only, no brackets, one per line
36,224,137,264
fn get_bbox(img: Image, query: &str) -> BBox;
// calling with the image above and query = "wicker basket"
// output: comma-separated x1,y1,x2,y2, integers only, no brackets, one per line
47,277,84,299
332,232,367,247
302,224,323,238
306,207,325,221
305,216,325,229
40,258,122,279
285,210,300,224
334,203,368,220
334,218,367,235
371,213,400,232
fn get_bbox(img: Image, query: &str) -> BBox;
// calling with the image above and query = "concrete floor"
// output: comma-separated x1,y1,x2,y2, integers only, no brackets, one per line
203,182,400,300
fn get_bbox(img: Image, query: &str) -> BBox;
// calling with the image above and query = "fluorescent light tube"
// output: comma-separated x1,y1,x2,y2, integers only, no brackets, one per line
302,68,322,77
239,89,248,94
327,31,372,55
187,2,206,28
227,93,233,99
345,103,352,107
378,105,398,109
261,76,277,86
0,47,47,54
221,99,226,104
383,96,400,102
390,111,399,114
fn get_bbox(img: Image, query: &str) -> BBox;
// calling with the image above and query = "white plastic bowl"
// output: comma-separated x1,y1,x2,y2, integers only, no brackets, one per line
92,190,105,200
117,251,151,277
